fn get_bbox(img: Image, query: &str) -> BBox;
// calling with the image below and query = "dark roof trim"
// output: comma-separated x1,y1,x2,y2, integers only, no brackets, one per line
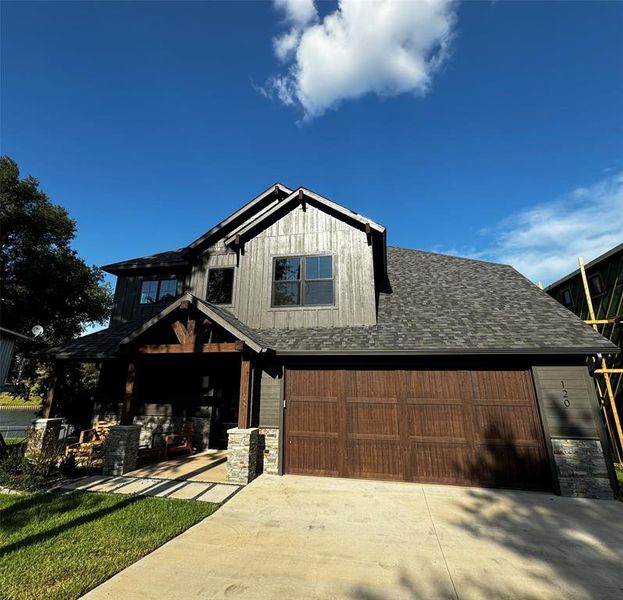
186,183,293,251
119,292,267,354
224,187,385,247
273,347,620,357
545,243,623,291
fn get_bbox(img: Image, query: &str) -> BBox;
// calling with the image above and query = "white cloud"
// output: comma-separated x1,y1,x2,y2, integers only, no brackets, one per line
462,172,623,285
266,0,457,119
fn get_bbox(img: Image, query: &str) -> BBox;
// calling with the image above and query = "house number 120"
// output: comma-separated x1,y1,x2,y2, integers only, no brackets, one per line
560,380,571,407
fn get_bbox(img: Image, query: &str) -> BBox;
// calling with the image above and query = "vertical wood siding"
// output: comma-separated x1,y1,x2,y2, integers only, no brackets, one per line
198,204,377,328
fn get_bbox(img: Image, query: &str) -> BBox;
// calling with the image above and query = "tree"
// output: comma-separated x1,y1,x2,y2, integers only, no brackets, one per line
0,156,112,406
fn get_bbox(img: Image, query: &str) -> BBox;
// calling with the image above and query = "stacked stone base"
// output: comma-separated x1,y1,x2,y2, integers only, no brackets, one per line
552,439,614,499
26,418,63,463
226,428,259,484
257,427,280,475
103,425,141,476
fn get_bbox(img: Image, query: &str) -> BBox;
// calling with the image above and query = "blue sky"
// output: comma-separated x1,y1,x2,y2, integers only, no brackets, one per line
2,0,622,296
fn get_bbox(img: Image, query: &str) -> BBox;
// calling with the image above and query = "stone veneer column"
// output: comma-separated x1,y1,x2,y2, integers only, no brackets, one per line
552,439,614,499
258,427,280,475
103,425,141,476
226,427,259,484
26,418,63,461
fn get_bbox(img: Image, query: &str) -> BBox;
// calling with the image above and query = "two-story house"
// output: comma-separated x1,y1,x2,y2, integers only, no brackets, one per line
47,184,619,498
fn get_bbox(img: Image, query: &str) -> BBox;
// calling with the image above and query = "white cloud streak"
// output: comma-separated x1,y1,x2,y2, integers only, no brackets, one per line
266,0,457,119
456,172,623,285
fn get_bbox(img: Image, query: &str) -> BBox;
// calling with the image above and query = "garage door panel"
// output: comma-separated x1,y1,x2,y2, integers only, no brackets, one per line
285,368,551,491
287,400,338,435
471,370,534,401
287,437,340,477
409,442,473,485
348,401,399,436
347,440,403,480
408,404,468,439
403,370,466,398
472,404,541,443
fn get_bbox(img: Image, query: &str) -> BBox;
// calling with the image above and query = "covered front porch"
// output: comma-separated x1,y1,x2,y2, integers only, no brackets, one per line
43,294,271,485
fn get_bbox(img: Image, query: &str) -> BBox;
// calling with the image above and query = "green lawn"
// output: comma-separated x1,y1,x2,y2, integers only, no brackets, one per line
0,393,40,407
0,491,217,600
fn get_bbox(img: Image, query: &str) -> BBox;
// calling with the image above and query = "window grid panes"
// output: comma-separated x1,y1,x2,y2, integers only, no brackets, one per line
139,279,178,304
272,255,334,307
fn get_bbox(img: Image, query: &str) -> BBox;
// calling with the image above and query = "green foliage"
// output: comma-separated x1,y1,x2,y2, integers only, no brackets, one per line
0,440,64,492
0,491,216,600
0,156,112,404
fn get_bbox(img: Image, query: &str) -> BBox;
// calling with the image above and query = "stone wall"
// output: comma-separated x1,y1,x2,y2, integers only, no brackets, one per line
95,412,211,451
552,439,614,499
25,418,63,462
103,425,141,476
257,427,279,475
226,427,259,484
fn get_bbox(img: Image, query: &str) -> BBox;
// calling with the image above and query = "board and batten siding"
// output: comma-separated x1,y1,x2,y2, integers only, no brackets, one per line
199,204,377,329
110,271,190,326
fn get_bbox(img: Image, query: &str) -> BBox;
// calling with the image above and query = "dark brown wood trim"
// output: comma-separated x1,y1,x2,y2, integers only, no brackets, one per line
121,360,137,425
238,353,252,428
138,342,243,354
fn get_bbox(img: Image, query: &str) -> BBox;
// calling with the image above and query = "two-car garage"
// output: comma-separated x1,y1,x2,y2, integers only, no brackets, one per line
284,367,553,491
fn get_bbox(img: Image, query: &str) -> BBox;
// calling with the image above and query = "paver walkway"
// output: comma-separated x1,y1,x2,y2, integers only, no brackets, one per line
58,475,241,504
82,474,623,600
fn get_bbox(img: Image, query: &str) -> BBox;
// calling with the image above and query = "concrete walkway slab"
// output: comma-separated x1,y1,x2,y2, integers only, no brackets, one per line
57,475,241,505
82,475,623,600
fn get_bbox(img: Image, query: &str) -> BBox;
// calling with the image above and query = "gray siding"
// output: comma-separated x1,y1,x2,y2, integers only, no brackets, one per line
110,271,189,326
258,366,282,427
532,366,603,439
195,204,376,328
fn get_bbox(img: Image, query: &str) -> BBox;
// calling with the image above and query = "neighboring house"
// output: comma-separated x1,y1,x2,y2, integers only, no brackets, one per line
47,184,619,497
546,243,622,457
0,326,31,390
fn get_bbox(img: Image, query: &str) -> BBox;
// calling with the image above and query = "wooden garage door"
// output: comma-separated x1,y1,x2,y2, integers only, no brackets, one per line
284,368,552,491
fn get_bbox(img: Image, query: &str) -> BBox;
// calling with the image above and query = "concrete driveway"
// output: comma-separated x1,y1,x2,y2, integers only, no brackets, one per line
83,475,623,600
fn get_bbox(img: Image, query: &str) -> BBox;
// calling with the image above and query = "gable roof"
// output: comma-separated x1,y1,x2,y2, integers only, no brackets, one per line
49,247,618,359
545,242,623,291
102,183,293,274
117,293,267,353
223,187,385,246
256,247,619,355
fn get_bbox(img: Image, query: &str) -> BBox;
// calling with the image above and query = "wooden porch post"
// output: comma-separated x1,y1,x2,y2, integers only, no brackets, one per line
41,361,59,418
237,353,252,429
121,360,137,425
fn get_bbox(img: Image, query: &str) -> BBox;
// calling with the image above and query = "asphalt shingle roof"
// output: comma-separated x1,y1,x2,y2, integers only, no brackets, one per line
256,247,618,354
49,246,618,359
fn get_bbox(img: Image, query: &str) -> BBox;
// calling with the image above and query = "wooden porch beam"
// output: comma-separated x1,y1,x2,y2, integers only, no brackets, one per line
138,341,243,354
121,360,137,425
238,353,252,428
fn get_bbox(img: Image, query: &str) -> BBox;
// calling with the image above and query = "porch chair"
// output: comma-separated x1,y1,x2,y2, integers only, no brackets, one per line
164,422,194,458
64,419,117,466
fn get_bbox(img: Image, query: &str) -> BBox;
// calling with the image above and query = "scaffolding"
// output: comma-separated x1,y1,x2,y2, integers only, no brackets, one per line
578,257,623,463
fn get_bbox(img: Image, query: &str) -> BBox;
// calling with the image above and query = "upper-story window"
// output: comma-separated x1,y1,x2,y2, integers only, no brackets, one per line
272,255,334,307
206,268,234,304
139,279,179,304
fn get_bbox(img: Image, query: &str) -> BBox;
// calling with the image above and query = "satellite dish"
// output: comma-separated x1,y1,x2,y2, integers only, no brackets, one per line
31,325,44,338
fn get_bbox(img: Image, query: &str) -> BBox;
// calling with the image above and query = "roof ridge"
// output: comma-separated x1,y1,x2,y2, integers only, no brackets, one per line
387,245,511,268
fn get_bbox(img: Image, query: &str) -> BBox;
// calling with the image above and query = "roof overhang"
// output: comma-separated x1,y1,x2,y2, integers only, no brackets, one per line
119,292,267,354
224,187,385,247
